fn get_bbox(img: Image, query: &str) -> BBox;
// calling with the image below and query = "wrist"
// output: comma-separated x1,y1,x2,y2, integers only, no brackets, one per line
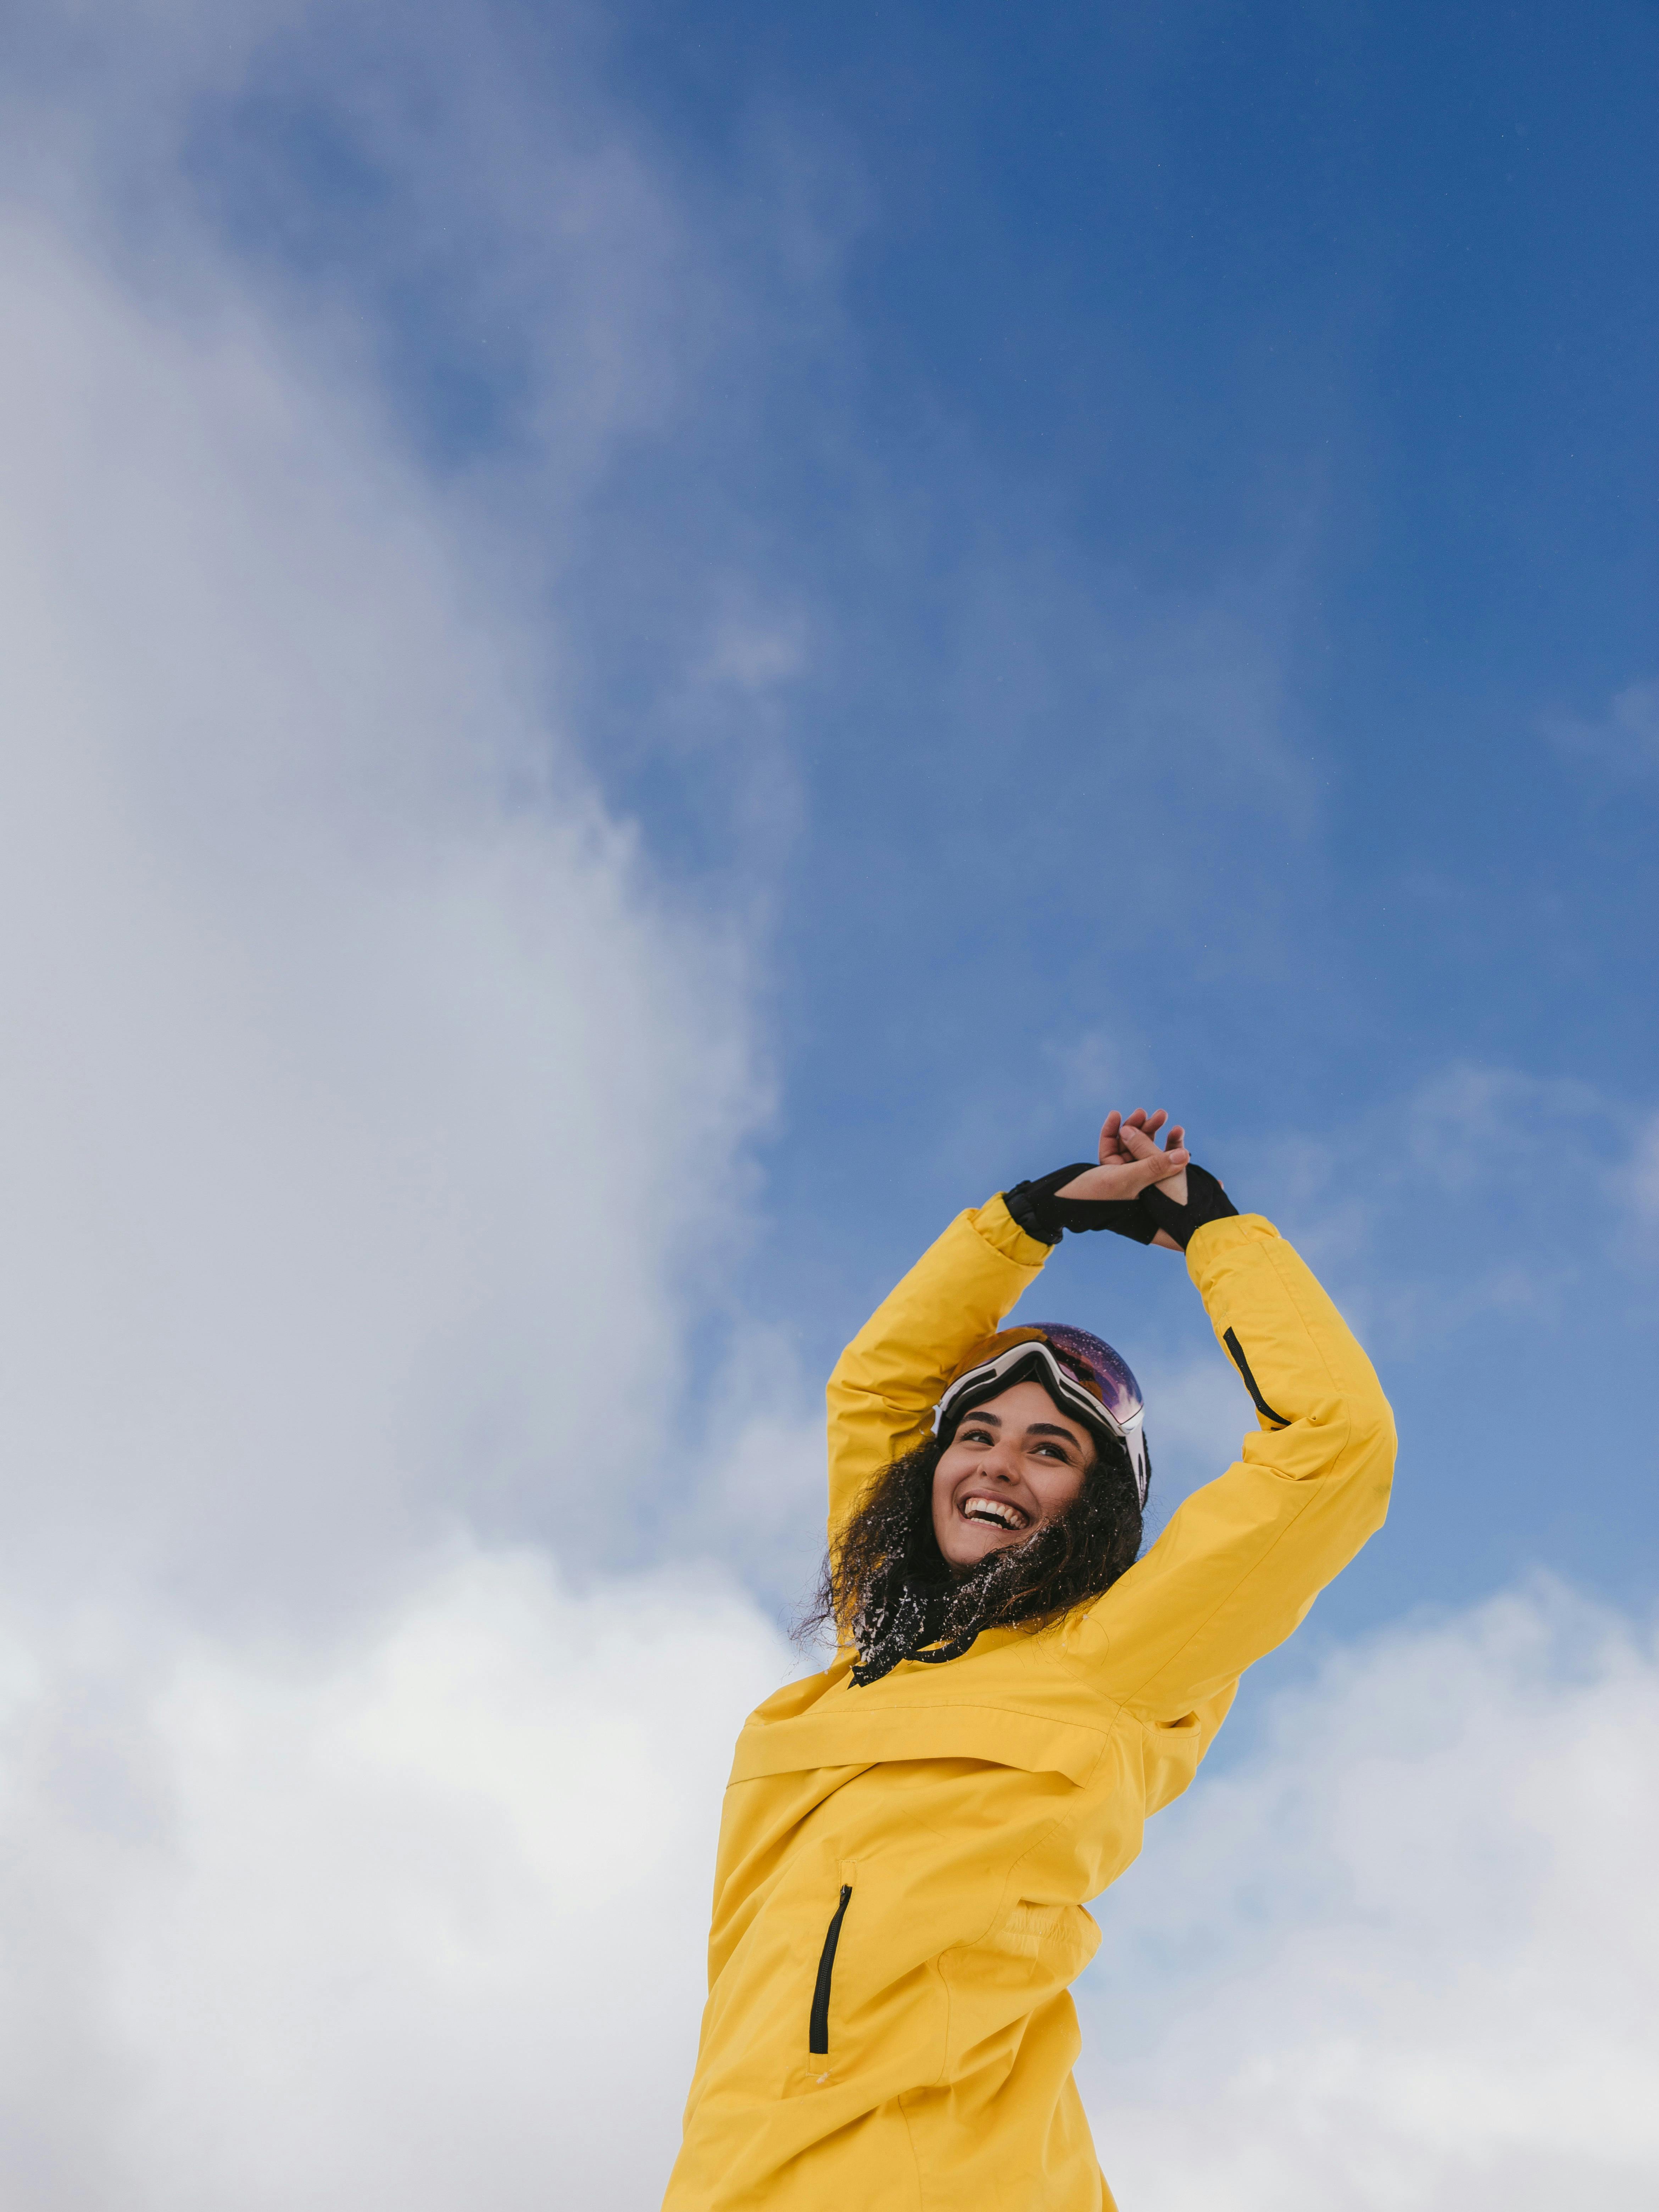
1004,1164,1093,1246
1137,1163,1238,1250
1152,1167,1189,1209
1006,1163,1161,1247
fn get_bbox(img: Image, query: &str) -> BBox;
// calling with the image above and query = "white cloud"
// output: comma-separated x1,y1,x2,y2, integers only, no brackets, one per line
0,32,806,2201
686,1323,829,1616
1544,677,1659,777
0,200,767,1608
0,30,815,2196
699,591,812,695
1,1551,1652,2208
0,1545,790,2212
0,16,1651,2212
1242,1057,1659,1356
1079,1579,1659,2209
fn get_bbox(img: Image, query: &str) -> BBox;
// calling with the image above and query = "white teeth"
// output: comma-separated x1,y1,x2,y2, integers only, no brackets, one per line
962,1496,1024,1529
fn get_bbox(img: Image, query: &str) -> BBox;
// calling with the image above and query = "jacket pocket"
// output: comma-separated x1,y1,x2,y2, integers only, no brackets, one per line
808,1884,853,2056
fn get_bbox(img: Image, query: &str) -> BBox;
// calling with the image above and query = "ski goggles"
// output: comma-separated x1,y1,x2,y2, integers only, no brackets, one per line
934,1324,1149,1507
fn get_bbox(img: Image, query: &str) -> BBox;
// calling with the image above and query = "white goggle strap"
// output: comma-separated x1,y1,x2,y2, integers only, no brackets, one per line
1118,1407,1150,1509
934,1341,1089,1434
936,1342,1148,1508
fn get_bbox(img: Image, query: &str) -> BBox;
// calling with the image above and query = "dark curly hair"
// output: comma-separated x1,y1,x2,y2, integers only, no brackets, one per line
799,1426,1147,1686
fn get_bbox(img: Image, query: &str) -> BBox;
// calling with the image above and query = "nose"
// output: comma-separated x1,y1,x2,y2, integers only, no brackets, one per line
978,1442,1019,1484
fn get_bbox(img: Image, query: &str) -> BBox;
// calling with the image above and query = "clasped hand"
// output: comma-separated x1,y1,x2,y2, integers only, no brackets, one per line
1057,1110,1190,1251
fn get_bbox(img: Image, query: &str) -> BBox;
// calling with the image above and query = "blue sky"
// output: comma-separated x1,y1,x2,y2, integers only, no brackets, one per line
0,5,1655,2202
168,0,1659,1624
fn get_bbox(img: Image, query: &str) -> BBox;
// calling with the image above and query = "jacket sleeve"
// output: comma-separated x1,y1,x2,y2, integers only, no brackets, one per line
1084,1214,1395,1722
824,1193,1052,1546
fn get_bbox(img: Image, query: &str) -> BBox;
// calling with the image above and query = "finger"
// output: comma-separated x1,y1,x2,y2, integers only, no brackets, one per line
1162,1123,1185,1153
1097,1111,1123,1163
1122,1108,1149,1131
1058,1163,1148,1200
1121,1125,1190,1177
1124,1149,1187,1192
1143,1109,1168,1137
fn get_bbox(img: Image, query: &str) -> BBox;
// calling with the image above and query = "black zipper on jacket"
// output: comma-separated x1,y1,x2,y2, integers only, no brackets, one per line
808,1885,853,2056
1223,1327,1291,1429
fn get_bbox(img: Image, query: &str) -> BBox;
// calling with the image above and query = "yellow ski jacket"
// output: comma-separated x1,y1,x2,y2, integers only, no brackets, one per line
664,1195,1394,2211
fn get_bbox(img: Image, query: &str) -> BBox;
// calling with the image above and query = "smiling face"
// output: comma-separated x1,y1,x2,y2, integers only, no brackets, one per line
930,1379,1097,1569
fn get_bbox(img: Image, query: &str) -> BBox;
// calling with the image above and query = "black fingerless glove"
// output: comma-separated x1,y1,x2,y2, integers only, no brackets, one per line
1003,1164,1160,1247
1004,1161,1240,1249
1136,1162,1239,1249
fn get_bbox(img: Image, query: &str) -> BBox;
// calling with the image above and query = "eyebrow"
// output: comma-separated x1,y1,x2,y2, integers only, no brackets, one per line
962,1412,1085,1447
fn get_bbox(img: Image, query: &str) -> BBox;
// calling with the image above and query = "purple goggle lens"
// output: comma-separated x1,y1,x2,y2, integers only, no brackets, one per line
934,1323,1148,1508
1028,1322,1145,1433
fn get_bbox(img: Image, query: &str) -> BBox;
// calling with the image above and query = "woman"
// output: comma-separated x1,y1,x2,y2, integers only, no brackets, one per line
664,1109,1394,2211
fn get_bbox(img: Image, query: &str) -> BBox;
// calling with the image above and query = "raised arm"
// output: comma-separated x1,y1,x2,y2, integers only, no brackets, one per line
824,1196,1051,1544
1085,1212,1395,1719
